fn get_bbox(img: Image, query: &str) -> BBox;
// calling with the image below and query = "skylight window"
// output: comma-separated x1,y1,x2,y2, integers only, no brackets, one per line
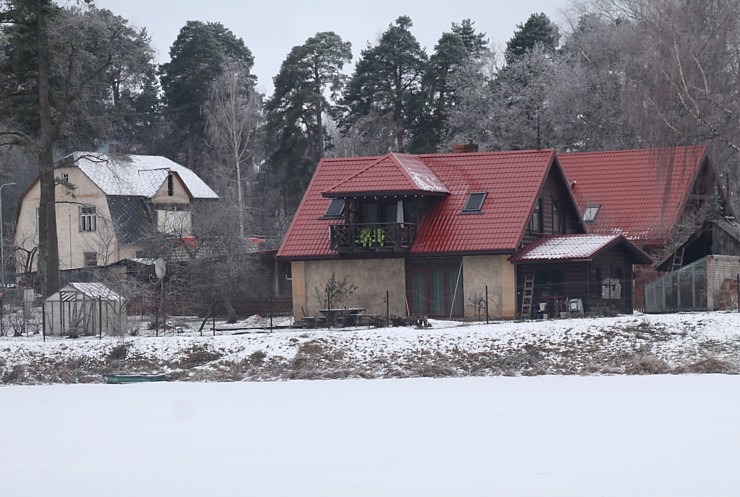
583,205,601,223
324,198,345,218
462,192,487,213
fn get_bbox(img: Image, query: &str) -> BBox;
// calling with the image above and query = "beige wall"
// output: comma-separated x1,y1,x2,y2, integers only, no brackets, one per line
462,255,517,319
291,255,519,321
152,173,191,205
14,166,124,272
291,258,406,320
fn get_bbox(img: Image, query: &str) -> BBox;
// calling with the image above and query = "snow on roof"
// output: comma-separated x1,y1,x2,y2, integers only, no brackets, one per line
61,152,219,199
511,234,633,261
48,282,124,301
324,153,449,196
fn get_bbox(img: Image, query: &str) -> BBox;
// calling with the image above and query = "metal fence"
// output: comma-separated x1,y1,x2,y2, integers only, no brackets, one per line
645,258,708,313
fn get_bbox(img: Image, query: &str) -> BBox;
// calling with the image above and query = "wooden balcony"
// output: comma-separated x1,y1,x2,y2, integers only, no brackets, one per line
330,223,417,252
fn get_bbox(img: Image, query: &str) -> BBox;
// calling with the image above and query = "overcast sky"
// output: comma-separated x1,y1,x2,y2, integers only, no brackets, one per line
95,0,569,95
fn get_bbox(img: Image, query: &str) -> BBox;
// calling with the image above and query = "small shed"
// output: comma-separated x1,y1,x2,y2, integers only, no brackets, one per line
44,283,127,336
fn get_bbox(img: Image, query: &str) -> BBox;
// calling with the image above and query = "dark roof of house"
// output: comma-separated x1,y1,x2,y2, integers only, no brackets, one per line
559,145,709,247
107,196,153,245
278,149,567,259
510,234,652,264
655,217,740,271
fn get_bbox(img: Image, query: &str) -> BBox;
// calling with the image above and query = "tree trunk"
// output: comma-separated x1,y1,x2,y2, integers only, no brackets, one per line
224,300,237,324
36,5,60,297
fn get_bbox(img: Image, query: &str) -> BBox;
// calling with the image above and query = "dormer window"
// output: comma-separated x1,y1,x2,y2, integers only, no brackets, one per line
583,205,601,223
324,198,345,218
462,192,487,213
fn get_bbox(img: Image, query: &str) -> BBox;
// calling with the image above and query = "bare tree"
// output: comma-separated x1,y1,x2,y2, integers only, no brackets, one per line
203,63,263,238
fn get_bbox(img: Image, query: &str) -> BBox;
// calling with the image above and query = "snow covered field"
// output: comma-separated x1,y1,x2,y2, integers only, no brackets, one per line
2,375,738,496
2,311,740,382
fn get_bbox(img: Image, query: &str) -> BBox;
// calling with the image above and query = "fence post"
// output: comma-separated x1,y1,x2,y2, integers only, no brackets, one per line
386,290,390,327
42,302,46,342
99,296,103,340
485,285,489,324
269,296,273,332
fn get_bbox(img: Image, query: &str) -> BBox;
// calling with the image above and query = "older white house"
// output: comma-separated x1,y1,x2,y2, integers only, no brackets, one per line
14,152,218,275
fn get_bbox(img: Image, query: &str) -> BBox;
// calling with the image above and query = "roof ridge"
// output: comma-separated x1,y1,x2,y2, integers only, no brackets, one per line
561,144,705,156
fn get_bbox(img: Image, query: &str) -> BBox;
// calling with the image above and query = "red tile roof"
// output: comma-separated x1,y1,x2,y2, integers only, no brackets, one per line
510,234,652,264
278,149,561,259
559,145,707,247
325,153,448,196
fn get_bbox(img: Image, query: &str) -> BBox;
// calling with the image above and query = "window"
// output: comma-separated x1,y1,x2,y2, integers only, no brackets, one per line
583,205,601,223
84,252,97,267
590,267,602,297
61,173,69,183
324,198,345,218
536,269,564,296
79,206,96,232
462,192,487,213
167,173,174,196
552,199,564,233
529,199,543,233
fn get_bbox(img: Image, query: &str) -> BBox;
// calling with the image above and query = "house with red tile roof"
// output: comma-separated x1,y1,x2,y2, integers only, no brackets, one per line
278,149,651,321
560,145,734,308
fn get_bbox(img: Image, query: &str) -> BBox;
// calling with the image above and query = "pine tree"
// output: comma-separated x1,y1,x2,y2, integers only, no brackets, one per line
159,21,254,171
265,31,351,213
505,13,559,64
411,19,488,152
342,16,427,152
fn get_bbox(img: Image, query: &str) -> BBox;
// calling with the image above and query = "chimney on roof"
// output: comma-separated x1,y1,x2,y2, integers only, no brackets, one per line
452,141,479,154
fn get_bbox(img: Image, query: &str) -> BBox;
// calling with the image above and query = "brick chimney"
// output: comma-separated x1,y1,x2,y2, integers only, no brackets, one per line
452,141,479,153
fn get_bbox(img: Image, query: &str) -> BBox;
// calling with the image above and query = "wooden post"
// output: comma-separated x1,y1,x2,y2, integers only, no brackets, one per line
485,285,489,324
386,290,390,327
99,296,102,340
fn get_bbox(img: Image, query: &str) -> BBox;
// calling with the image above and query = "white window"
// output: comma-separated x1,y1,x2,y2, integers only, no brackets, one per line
62,173,69,183
157,209,191,234
583,205,601,223
80,206,96,232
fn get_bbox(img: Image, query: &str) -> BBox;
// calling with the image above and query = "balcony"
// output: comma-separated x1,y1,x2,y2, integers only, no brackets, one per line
330,223,417,252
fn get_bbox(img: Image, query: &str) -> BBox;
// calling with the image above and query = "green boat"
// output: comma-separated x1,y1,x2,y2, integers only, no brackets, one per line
104,373,168,384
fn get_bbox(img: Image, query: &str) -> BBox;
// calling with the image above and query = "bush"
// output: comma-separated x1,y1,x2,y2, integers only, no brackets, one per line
625,354,671,375
676,357,737,374
107,343,128,362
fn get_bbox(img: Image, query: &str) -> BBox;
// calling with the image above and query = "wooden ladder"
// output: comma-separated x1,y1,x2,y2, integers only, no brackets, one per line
521,274,535,318
671,246,685,272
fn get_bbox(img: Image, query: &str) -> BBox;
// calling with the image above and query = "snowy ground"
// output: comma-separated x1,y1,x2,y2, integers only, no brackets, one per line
2,311,740,383
1,375,738,496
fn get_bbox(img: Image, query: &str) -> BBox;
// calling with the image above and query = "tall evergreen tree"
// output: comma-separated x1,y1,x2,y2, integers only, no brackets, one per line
411,19,488,152
265,31,351,213
159,21,254,171
342,16,427,152
505,12,560,64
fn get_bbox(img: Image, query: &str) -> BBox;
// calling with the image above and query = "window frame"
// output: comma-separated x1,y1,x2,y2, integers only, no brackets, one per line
529,198,543,233
323,198,345,219
83,251,98,267
79,206,97,232
583,205,601,223
462,192,487,214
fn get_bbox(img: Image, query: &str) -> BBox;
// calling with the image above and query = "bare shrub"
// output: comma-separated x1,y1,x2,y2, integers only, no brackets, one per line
107,344,128,362
675,357,738,374
297,340,325,356
179,345,223,368
625,354,671,375
249,350,267,366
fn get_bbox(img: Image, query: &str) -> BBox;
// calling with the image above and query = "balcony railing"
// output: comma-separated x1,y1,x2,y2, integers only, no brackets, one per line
330,223,417,252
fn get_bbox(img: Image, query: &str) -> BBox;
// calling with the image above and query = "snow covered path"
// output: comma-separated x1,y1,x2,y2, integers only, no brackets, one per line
2,375,738,496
